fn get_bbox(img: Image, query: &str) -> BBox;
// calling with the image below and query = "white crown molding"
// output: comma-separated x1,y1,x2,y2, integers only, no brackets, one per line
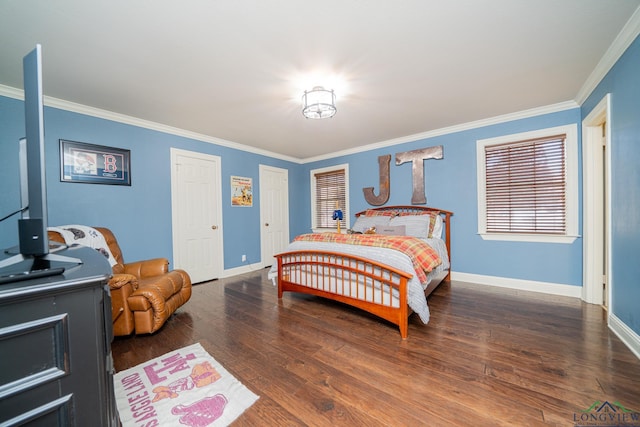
0,84,301,164
302,100,579,163
575,5,640,105
0,85,23,100
2,81,577,165
451,271,582,299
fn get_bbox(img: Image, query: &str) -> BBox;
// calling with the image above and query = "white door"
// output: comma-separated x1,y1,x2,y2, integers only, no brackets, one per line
171,148,223,283
259,165,289,267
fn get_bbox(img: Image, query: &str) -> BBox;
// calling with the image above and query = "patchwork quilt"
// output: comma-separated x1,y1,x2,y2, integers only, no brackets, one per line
293,233,442,284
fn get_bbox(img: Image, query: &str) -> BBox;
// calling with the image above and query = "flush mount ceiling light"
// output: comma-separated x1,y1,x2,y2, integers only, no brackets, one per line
302,86,336,119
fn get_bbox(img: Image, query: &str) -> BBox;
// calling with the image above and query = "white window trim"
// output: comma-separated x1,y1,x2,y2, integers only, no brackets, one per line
476,124,579,244
310,163,350,233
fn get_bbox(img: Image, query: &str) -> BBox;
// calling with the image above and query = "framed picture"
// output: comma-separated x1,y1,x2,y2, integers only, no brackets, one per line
231,176,252,207
59,140,131,185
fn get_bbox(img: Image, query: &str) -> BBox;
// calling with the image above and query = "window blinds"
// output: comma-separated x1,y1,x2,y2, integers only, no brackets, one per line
484,135,566,234
315,169,346,229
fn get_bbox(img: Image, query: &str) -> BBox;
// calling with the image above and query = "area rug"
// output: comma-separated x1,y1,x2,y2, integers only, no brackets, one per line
114,342,259,427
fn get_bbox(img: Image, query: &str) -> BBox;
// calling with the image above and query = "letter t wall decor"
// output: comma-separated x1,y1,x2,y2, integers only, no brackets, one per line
395,145,444,204
362,145,443,206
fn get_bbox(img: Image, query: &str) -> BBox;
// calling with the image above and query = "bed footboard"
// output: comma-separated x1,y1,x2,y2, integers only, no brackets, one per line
275,250,413,338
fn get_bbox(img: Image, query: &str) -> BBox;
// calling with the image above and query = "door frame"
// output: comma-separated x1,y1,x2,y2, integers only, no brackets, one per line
582,94,611,306
170,148,224,279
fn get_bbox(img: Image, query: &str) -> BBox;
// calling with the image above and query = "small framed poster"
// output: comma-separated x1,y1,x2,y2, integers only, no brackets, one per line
60,139,131,185
231,176,252,207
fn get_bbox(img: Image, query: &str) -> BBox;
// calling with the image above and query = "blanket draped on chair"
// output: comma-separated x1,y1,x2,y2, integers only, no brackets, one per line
48,225,117,267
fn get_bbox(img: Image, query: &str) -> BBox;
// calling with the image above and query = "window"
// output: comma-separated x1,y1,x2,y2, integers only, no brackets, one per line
310,164,349,231
477,124,578,243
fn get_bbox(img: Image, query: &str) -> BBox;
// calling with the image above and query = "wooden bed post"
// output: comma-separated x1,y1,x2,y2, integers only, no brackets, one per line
276,255,284,298
399,275,409,339
443,211,452,282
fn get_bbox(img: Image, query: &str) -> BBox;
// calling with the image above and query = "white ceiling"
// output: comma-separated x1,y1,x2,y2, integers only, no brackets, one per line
1,1,639,161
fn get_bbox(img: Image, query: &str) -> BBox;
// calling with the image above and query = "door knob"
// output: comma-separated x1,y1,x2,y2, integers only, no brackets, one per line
211,225,218,230
265,223,269,227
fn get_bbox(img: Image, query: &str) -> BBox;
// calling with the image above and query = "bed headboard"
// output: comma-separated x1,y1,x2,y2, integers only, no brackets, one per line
355,205,451,218
355,206,453,280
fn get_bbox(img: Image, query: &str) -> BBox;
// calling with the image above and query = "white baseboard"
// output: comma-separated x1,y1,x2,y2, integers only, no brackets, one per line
222,262,264,278
609,313,640,360
451,271,639,360
450,271,582,298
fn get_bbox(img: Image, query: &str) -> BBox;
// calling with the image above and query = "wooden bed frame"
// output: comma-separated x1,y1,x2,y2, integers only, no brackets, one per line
275,206,452,338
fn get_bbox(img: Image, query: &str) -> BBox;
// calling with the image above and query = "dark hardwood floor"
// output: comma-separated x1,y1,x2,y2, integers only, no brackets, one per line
111,268,640,426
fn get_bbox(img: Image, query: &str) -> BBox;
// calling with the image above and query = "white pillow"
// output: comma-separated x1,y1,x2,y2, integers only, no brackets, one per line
351,216,390,233
389,215,430,238
431,214,443,239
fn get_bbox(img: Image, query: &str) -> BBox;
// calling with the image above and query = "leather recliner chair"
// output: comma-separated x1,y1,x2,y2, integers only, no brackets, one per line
48,227,192,336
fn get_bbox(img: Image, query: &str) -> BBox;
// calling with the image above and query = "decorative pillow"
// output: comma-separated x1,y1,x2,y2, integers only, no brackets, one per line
389,215,430,239
361,210,442,238
431,214,443,239
352,215,391,233
376,225,406,236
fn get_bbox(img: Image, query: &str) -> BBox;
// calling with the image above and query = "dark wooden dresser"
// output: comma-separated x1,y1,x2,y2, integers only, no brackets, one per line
0,245,118,426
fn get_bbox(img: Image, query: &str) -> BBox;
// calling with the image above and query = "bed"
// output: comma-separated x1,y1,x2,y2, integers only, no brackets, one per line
269,205,452,338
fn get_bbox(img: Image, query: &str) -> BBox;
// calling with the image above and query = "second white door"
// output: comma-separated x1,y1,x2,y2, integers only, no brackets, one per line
260,165,289,267
171,148,223,283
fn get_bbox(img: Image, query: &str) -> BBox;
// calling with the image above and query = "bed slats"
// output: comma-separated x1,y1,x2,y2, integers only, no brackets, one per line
276,250,412,338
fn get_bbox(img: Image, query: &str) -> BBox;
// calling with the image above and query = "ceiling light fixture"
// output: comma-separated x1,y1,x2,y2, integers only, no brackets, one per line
302,86,336,119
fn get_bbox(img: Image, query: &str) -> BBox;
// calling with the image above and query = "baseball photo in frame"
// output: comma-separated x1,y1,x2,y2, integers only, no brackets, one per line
60,139,131,185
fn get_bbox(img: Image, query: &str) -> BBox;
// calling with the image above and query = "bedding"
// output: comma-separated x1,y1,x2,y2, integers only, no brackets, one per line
291,233,441,283
270,206,452,338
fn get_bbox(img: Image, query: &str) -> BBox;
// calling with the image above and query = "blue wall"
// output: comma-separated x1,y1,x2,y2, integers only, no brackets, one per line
0,98,299,269
303,108,583,287
0,96,25,243
582,34,640,336
0,95,582,285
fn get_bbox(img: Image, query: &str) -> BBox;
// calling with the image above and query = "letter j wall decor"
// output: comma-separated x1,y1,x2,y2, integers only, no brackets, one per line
59,139,131,185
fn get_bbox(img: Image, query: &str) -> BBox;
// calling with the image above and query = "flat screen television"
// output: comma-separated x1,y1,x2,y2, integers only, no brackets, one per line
19,44,49,256
0,45,80,282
